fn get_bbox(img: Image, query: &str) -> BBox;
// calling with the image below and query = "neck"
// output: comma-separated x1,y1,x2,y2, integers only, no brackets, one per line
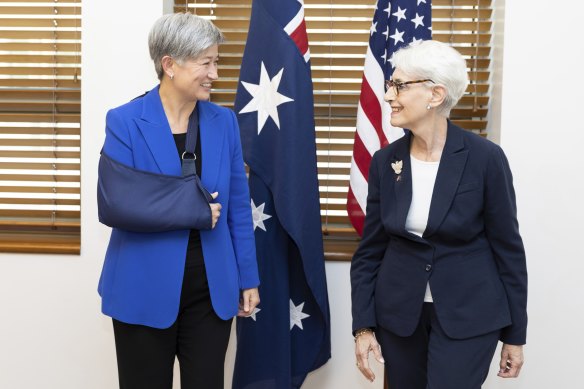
409,116,448,162
159,80,197,134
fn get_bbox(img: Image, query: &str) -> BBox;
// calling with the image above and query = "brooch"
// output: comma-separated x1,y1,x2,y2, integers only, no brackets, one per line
391,160,403,181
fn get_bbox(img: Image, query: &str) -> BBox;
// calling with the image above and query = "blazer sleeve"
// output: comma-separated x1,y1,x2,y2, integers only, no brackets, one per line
225,109,260,290
350,152,390,333
484,145,528,345
97,108,213,232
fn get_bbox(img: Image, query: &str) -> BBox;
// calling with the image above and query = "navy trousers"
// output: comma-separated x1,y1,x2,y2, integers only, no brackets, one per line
377,303,500,389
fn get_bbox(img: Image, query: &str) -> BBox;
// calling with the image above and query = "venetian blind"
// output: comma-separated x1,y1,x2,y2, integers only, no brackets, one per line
0,0,81,254
175,0,492,260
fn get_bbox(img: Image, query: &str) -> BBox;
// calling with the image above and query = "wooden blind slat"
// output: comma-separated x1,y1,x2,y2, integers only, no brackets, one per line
0,0,81,253
180,0,492,260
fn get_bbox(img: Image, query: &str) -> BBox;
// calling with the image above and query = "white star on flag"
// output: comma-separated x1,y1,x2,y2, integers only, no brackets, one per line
383,3,392,17
382,26,390,40
417,0,427,5
239,61,294,135
248,307,261,321
369,21,378,36
389,53,396,68
251,199,272,231
381,49,388,63
411,13,425,29
392,6,407,22
390,28,405,45
289,299,310,330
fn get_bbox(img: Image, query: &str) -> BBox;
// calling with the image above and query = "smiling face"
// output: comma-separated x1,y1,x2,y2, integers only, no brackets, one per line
171,44,219,102
384,68,433,129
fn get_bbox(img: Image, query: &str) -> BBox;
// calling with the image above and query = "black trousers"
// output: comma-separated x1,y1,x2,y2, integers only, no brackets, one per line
377,303,500,389
112,262,232,389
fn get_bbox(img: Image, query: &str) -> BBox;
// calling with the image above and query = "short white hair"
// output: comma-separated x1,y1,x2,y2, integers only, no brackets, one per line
392,40,468,117
148,13,224,80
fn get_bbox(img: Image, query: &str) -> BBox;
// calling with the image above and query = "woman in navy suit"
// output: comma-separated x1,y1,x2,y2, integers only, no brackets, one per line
97,13,259,389
351,40,527,388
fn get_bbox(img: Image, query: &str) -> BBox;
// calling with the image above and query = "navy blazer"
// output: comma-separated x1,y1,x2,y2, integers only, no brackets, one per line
97,85,259,328
351,121,527,345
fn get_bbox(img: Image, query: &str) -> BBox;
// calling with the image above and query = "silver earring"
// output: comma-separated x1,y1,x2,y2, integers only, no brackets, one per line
426,104,431,110
169,74,174,80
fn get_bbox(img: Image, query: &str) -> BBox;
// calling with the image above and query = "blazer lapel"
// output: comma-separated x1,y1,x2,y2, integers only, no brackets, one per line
135,85,182,176
198,101,225,192
392,131,413,233
424,121,468,237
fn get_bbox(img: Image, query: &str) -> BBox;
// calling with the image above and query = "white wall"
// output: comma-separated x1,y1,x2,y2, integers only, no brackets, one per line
1,1,582,388
0,1,161,388
482,0,584,387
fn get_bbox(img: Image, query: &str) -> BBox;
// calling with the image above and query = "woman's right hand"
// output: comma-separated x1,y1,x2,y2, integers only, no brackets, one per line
210,192,222,228
354,330,385,382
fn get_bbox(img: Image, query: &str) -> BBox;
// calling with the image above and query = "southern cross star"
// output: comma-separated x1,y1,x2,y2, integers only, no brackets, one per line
289,299,310,330
251,199,272,231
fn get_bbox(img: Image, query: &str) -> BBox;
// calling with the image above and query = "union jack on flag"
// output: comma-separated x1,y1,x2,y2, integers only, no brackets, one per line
347,0,432,235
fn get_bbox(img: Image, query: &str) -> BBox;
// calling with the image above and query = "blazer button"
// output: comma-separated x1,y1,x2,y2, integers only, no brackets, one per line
425,264,432,272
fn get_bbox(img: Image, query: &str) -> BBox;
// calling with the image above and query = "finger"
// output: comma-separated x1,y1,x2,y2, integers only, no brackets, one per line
507,359,523,378
243,292,250,313
371,341,385,364
497,359,520,378
499,351,509,372
211,192,219,200
355,343,375,382
248,293,260,312
357,361,375,382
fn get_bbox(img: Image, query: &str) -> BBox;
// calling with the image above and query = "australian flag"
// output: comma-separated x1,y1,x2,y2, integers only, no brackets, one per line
232,0,331,388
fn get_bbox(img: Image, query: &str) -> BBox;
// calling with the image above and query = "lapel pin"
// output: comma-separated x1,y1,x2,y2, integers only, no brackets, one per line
391,160,403,177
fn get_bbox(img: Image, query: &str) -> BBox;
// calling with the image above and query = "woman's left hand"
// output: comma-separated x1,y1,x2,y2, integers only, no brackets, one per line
237,287,260,317
498,343,524,378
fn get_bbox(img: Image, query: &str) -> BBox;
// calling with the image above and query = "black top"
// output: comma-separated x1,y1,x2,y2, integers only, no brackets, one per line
173,124,204,268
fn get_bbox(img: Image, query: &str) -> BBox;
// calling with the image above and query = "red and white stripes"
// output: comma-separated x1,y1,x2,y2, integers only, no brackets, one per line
347,47,404,235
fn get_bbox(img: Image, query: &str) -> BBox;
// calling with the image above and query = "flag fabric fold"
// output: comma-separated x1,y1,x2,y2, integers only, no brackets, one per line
232,0,331,388
347,0,432,235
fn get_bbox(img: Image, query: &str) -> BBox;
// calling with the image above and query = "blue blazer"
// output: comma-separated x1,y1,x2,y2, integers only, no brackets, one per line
98,85,260,328
351,121,528,345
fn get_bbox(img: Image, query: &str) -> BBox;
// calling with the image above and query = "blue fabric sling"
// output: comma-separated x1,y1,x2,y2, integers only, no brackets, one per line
181,106,199,177
97,106,214,232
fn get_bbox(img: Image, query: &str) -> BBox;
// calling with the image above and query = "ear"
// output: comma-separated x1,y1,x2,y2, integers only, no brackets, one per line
161,55,175,79
429,84,447,108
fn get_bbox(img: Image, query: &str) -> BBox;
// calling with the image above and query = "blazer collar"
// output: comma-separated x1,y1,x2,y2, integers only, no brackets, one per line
136,85,179,175
424,120,468,237
392,130,414,236
391,121,468,239
135,86,224,192
198,100,224,192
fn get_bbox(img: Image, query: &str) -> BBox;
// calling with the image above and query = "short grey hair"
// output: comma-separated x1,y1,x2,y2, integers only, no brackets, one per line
392,40,468,117
148,13,224,80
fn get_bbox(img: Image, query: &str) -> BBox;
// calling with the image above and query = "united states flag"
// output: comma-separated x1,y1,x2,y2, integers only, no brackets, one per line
347,0,432,235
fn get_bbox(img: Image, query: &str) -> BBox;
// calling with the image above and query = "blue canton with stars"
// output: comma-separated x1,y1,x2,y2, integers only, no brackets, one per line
371,0,432,79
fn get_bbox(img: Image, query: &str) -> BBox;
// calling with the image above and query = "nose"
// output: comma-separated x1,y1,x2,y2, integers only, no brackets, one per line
208,63,219,80
384,87,396,102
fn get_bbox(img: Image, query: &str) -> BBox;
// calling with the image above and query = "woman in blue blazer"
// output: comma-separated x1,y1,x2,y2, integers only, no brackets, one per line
97,13,259,389
351,40,527,388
